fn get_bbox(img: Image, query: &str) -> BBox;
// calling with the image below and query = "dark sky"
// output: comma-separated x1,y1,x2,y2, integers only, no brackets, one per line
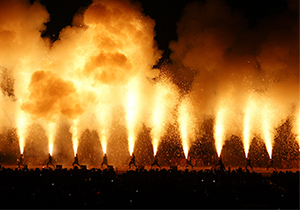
40,0,293,61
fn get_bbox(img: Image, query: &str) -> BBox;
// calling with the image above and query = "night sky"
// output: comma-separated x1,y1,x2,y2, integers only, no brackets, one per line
39,0,295,62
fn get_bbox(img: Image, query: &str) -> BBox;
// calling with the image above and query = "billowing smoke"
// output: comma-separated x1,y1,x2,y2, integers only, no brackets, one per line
0,0,298,166
0,0,167,166
169,0,299,157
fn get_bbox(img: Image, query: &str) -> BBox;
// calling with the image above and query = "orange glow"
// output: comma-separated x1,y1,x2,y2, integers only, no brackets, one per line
70,118,80,156
260,102,274,159
49,142,53,156
125,78,140,156
150,79,179,157
243,95,256,158
100,130,107,154
128,135,134,156
96,104,112,155
292,108,300,151
17,111,28,155
153,138,158,155
0,0,297,168
214,107,225,157
45,122,56,156
19,137,24,155
178,97,196,159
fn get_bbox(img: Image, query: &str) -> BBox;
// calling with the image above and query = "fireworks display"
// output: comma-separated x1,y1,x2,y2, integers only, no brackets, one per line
0,0,298,167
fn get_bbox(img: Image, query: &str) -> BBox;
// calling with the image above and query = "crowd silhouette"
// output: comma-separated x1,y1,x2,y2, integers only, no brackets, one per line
0,166,298,209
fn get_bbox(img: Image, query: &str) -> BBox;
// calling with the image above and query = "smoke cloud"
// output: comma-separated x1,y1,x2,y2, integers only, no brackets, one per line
169,0,299,155
0,0,298,166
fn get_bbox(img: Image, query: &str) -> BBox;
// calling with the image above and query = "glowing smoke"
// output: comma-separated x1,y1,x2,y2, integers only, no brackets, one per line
0,0,298,165
178,96,196,159
170,0,299,158
150,78,179,155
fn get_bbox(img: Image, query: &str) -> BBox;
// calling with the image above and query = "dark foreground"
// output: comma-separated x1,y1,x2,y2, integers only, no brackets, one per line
0,166,299,209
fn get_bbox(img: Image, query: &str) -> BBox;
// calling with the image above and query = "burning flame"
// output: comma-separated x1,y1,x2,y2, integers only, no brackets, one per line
243,95,256,158
125,78,141,155
70,118,80,156
17,111,28,154
214,107,225,157
96,103,112,155
0,0,297,166
100,130,107,154
49,142,53,156
260,101,274,159
45,122,56,156
292,108,300,151
150,79,179,156
153,138,158,155
178,97,196,159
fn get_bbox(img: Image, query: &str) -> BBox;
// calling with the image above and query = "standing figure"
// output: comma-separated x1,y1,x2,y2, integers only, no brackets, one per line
267,159,276,171
17,154,25,168
186,156,193,169
72,154,80,167
245,157,253,170
215,157,225,170
101,153,108,168
129,153,137,169
47,153,55,168
151,154,161,169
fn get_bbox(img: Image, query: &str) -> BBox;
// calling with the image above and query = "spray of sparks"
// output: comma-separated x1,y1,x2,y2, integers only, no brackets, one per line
214,107,226,157
46,122,56,156
0,0,298,166
70,118,79,156
243,95,256,158
17,111,28,154
125,78,140,155
178,97,196,159
150,80,178,156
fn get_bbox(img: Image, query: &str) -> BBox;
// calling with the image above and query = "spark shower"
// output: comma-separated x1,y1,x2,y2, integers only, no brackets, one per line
0,0,299,166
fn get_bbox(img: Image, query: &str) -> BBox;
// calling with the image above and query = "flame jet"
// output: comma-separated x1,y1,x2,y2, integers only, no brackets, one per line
45,121,56,156
17,110,28,154
150,79,179,155
96,104,112,154
214,107,226,157
70,118,80,156
292,108,300,151
259,97,276,159
178,97,196,159
124,77,142,155
243,94,258,158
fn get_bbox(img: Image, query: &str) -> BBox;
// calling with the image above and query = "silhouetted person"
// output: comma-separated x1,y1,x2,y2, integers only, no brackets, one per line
101,153,108,168
215,157,225,170
151,154,161,169
17,154,24,168
72,154,80,167
129,153,137,168
245,158,253,170
267,159,276,171
47,154,55,168
186,156,193,169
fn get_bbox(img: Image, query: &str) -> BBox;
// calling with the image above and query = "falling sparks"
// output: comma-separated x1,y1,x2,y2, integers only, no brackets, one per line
178,97,196,159
45,122,56,156
17,111,28,154
260,101,275,159
96,104,112,155
0,0,298,167
150,79,179,156
214,107,226,157
70,118,80,156
152,138,158,156
292,108,300,151
243,95,256,158
125,78,140,155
